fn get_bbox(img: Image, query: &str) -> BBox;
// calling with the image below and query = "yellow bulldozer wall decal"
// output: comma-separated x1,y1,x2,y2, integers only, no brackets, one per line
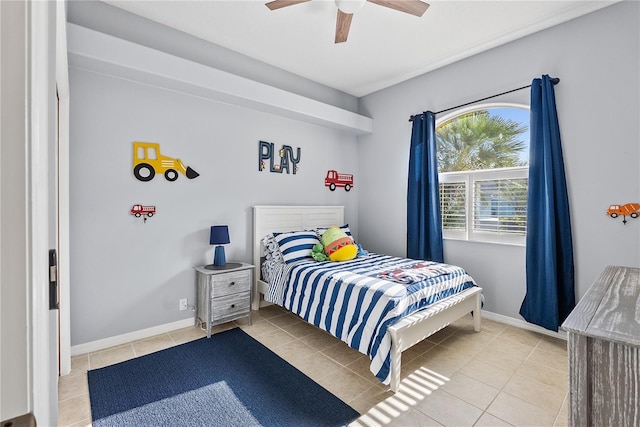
133,142,199,182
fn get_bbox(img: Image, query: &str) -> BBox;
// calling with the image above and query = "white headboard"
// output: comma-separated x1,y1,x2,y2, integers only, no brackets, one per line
252,205,345,307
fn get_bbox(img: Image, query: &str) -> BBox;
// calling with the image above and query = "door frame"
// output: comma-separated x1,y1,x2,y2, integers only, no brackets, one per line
30,0,58,423
56,0,71,377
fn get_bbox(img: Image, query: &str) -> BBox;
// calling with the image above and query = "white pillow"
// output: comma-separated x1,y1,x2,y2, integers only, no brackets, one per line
261,233,283,262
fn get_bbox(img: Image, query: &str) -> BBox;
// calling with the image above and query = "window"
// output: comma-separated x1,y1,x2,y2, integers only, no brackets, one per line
137,146,158,160
437,104,529,244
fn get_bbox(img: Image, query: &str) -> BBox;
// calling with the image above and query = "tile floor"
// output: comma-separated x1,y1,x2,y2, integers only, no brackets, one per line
58,307,569,426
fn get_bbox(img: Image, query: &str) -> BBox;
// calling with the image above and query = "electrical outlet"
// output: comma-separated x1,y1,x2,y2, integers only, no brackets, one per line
179,298,188,311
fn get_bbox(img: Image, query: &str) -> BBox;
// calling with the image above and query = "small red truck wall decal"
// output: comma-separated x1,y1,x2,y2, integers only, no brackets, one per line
607,203,639,224
325,170,353,192
131,204,156,218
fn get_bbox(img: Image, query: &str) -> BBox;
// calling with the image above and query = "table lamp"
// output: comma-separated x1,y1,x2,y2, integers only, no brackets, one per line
209,225,230,267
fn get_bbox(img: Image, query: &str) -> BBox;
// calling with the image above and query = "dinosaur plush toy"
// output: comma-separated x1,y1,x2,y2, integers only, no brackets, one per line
320,226,358,262
311,243,329,262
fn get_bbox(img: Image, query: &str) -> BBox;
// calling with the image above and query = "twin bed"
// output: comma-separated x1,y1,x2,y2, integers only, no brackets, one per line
252,205,482,393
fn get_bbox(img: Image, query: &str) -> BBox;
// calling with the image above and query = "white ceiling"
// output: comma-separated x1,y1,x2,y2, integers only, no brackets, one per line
103,0,617,97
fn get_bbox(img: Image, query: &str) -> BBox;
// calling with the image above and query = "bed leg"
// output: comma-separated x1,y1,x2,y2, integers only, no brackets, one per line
473,292,482,332
252,287,260,311
389,336,401,393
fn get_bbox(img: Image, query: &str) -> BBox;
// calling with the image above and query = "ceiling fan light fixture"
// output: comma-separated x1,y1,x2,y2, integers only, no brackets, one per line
266,0,430,44
335,0,366,14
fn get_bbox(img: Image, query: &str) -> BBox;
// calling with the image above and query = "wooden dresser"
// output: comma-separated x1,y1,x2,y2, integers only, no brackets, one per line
561,265,640,426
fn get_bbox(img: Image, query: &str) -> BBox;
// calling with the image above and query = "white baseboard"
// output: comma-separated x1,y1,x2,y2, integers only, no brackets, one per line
70,317,196,356
481,310,567,340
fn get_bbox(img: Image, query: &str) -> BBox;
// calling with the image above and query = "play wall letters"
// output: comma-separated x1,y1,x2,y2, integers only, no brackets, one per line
258,141,301,174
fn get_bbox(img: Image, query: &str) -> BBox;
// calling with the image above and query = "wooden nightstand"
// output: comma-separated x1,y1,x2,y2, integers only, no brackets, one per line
194,262,253,338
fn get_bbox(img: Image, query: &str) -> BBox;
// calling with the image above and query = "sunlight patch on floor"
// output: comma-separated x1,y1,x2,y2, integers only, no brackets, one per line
350,366,449,426
93,381,260,427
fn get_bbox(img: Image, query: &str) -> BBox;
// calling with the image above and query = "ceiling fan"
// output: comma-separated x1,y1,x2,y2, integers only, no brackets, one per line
265,0,430,44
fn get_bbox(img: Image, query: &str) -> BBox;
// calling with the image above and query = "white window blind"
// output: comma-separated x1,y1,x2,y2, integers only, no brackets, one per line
473,177,527,235
440,181,466,231
439,167,528,244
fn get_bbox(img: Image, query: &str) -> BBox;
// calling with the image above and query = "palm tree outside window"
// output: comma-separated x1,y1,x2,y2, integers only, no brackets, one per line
437,104,529,244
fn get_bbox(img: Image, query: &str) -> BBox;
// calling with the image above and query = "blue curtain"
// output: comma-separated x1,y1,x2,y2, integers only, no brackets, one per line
407,111,444,263
520,75,575,331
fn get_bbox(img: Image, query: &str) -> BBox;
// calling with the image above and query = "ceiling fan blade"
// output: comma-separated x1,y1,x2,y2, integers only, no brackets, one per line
265,0,310,11
367,0,430,17
335,9,353,43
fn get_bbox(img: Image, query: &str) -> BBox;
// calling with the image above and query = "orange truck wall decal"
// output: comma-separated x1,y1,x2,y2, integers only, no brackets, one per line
133,142,199,182
607,203,639,218
607,203,639,224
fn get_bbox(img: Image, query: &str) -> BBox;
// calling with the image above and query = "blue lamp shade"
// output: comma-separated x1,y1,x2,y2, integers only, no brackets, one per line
210,225,230,266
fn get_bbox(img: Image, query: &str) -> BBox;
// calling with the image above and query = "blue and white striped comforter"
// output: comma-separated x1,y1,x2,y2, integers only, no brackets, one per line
265,253,476,385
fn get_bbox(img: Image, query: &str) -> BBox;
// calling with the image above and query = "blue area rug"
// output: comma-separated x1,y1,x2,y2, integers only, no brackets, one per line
87,327,360,427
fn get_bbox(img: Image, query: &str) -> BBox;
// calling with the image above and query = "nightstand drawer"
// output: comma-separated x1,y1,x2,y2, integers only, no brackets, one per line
211,291,250,322
210,270,251,297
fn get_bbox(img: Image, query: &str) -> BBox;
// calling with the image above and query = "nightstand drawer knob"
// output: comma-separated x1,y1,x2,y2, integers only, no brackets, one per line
230,282,235,286
231,304,235,308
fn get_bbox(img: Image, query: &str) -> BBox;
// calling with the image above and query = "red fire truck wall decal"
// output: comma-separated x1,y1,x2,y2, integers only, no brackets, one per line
258,141,301,174
131,204,156,223
606,202,639,224
325,170,353,192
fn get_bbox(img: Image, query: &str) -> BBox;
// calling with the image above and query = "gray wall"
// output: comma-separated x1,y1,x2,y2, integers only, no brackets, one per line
69,67,359,345
358,1,640,319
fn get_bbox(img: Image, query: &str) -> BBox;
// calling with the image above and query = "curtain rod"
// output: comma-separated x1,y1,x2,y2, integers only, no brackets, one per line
408,77,560,122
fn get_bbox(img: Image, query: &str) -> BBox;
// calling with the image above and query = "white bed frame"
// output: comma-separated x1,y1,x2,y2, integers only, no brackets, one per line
252,205,481,393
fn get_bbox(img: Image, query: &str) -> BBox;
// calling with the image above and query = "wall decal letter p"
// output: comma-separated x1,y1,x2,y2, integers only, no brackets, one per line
258,141,273,171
